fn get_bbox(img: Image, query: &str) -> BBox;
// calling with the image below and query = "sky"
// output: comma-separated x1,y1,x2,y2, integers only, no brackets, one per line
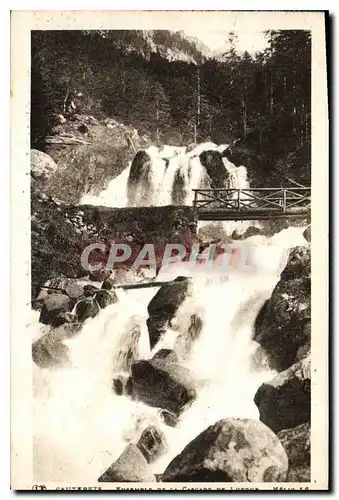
183,29,269,56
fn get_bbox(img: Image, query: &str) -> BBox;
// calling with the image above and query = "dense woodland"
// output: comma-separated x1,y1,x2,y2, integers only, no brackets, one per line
31,29,311,186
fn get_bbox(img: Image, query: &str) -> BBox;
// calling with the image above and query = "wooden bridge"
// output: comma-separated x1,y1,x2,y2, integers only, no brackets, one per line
192,187,311,221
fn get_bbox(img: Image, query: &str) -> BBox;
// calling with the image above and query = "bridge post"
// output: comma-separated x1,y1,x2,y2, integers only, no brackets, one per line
237,189,241,211
193,190,198,216
283,189,287,212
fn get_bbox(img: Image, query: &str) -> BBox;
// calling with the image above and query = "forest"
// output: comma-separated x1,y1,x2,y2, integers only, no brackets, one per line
31,29,311,186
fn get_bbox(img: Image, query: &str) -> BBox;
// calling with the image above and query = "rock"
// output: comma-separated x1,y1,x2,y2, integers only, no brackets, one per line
296,337,310,361
303,225,311,242
254,356,310,433
136,425,168,464
83,284,100,297
32,332,70,368
31,149,58,180
277,422,310,482
162,418,288,482
131,358,196,416
101,277,115,290
112,374,133,397
39,293,74,325
146,316,168,349
160,410,178,427
148,277,190,317
78,123,90,134
147,277,191,348
127,150,152,206
199,150,229,189
74,298,100,322
243,226,263,239
37,277,94,301
98,444,156,482
254,246,310,371
280,246,310,281
95,289,118,309
55,113,67,124
152,349,178,363
50,311,78,328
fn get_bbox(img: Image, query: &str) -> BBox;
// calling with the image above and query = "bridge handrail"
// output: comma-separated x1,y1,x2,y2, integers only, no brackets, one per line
192,187,311,192
192,186,311,214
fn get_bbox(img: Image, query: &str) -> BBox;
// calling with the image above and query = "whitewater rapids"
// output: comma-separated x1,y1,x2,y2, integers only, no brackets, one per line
31,226,308,483
80,142,257,236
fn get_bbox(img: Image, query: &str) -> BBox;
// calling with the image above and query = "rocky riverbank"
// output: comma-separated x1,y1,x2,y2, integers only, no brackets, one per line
33,241,311,483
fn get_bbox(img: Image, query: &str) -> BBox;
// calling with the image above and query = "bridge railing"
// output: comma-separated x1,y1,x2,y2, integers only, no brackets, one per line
192,187,311,213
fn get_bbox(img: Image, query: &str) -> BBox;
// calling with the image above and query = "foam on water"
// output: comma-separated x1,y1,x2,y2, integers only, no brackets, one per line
79,143,245,212
32,226,308,481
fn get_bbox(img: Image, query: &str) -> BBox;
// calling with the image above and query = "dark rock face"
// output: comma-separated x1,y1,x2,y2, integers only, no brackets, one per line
160,410,179,427
50,311,78,328
172,169,186,205
39,293,74,325
152,349,178,363
277,422,310,482
254,356,311,434
136,425,168,464
146,316,168,349
112,374,133,397
101,277,115,290
147,277,191,348
74,298,100,322
131,357,196,416
127,150,152,206
254,246,311,371
95,289,118,309
162,418,288,482
280,246,310,281
83,284,100,297
98,444,155,482
199,150,229,189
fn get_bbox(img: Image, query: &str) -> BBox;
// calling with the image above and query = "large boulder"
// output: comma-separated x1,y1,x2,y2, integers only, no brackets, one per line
254,355,310,433
162,418,288,482
199,150,229,189
31,149,57,181
152,349,178,363
131,356,196,416
127,150,152,206
98,444,155,482
36,277,96,304
32,331,70,368
277,422,310,482
39,293,74,325
254,246,311,371
74,297,100,322
136,425,168,464
147,277,191,348
95,289,118,309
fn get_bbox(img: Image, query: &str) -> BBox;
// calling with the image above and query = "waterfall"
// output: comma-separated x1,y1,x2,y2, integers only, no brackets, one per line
79,143,243,210
32,141,309,481
31,225,308,482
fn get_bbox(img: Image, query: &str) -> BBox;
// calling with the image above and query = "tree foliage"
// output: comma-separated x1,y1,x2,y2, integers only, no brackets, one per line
31,29,311,185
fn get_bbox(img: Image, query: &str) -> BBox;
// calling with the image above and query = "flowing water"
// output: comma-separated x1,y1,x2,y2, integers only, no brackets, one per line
32,143,308,482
